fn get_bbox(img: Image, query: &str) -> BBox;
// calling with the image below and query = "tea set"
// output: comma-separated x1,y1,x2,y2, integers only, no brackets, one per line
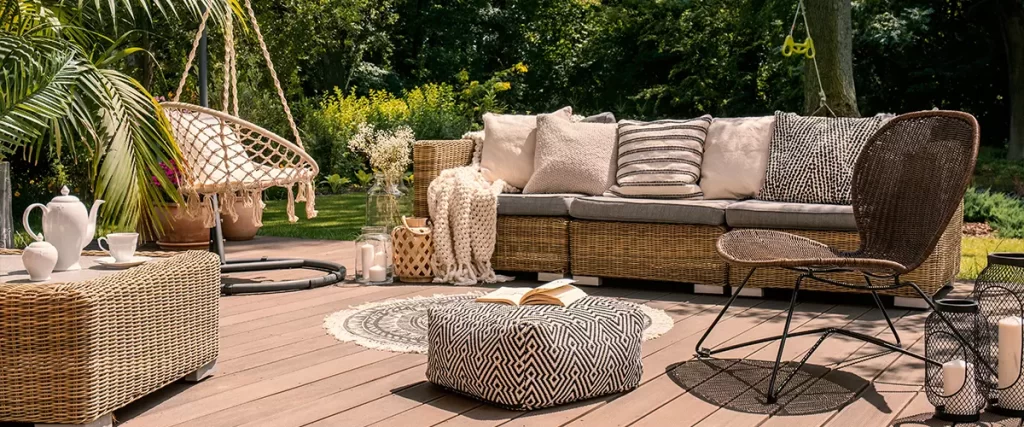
19,186,150,281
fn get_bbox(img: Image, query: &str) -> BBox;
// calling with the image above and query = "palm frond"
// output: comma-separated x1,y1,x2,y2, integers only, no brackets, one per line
0,37,82,154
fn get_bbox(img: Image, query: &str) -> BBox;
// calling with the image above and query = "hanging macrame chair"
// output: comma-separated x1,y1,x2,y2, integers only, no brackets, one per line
162,0,344,294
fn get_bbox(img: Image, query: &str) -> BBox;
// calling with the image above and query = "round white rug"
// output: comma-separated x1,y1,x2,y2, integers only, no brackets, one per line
324,293,674,354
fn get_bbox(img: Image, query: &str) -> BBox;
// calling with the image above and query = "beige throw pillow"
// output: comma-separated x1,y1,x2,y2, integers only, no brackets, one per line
523,114,618,196
700,116,775,200
480,107,573,189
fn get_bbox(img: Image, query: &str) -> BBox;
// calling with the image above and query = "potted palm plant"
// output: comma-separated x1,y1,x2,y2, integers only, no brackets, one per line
0,1,235,235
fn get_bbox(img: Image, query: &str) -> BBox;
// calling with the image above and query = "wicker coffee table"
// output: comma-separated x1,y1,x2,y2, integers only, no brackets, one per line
0,251,220,427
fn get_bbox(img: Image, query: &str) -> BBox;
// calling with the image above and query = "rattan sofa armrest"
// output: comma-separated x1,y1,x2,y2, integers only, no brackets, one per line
413,139,475,216
0,251,220,424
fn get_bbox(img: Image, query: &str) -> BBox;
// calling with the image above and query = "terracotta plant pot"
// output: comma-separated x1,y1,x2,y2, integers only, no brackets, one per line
221,197,263,241
155,204,212,250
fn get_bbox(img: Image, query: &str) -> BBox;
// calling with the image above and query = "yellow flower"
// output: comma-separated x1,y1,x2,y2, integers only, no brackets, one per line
13,191,19,197
494,82,512,92
514,63,528,73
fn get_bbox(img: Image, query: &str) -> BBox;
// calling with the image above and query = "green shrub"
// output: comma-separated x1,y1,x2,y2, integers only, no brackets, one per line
972,147,1024,196
964,187,1024,238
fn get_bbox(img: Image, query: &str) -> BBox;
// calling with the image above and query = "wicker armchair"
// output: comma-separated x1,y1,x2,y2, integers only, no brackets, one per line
695,111,982,403
0,251,220,426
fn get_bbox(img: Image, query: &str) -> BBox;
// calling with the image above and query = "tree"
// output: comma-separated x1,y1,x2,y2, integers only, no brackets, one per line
802,0,860,116
1,0,235,230
997,0,1024,160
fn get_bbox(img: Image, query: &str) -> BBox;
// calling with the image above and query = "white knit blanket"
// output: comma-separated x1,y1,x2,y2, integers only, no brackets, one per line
427,166,514,286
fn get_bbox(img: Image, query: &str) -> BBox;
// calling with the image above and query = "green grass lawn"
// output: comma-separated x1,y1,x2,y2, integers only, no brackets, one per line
259,193,369,241
960,236,1024,279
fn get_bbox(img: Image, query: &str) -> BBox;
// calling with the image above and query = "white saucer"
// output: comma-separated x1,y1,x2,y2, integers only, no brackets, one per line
94,256,152,269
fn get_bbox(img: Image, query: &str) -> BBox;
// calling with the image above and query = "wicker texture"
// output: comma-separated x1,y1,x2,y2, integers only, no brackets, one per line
718,111,978,295
392,219,434,283
572,221,729,285
494,216,570,273
728,212,962,297
0,251,220,425
414,140,475,217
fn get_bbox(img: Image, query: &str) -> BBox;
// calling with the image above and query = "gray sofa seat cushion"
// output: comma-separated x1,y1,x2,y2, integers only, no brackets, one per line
569,196,731,226
497,193,578,216
725,200,857,231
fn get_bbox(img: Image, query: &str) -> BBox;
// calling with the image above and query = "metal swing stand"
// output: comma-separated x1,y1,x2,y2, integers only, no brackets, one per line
193,12,345,295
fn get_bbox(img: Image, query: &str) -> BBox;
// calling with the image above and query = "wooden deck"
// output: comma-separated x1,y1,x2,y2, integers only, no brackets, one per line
108,237,1015,427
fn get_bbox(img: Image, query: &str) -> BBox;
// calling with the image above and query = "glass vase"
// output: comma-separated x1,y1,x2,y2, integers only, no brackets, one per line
366,173,410,230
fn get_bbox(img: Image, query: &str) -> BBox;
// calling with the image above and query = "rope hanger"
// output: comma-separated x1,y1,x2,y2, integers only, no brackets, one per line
173,0,304,147
782,0,836,118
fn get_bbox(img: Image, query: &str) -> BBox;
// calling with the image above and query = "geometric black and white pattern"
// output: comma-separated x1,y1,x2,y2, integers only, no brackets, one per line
427,297,644,410
758,111,886,205
606,116,713,199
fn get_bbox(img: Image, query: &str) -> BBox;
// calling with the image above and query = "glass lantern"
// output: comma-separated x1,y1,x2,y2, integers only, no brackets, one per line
355,226,393,284
972,253,1024,417
924,299,991,422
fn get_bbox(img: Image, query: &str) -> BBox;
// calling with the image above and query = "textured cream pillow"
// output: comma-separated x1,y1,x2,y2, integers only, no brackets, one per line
700,116,775,200
480,107,572,189
523,113,618,196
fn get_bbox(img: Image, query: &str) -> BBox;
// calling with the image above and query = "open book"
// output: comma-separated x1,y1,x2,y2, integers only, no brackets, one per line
476,279,587,307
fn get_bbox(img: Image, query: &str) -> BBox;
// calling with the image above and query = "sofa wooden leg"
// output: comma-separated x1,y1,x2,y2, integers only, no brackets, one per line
537,272,569,282
694,284,727,296
184,359,217,382
893,296,929,310
572,275,603,287
37,413,112,427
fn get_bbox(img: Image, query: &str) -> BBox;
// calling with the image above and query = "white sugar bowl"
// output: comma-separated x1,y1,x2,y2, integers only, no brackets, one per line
22,241,59,281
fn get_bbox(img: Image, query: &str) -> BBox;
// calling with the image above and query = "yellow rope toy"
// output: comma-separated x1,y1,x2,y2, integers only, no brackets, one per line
782,0,816,59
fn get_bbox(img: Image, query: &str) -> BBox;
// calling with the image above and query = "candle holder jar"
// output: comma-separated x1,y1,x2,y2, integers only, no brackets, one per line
355,226,393,285
924,299,990,422
972,253,1024,416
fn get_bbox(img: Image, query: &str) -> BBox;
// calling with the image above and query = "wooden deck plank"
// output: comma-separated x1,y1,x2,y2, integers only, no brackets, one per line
104,237,963,427
563,303,855,427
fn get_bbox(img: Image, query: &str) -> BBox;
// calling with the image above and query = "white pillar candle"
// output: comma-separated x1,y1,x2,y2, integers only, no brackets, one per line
360,243,376,275
375,250,386,268
943,360,979,415
999,316,1024,410
368,265,387,282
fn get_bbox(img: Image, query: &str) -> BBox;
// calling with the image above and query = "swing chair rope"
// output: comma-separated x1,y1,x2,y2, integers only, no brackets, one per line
242,0,303,147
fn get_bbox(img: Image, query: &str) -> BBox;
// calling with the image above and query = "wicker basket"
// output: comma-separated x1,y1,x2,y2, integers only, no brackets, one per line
392,217,434,283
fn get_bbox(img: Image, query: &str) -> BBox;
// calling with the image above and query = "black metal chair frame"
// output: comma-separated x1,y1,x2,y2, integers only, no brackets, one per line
695,267,996,404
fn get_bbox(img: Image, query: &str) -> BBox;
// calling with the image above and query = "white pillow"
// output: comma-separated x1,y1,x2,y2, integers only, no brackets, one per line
480,107,572,189
700,116,775,200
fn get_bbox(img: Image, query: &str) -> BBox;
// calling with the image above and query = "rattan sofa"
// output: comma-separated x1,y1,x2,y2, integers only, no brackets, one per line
413,138,961,301
0,251,220,427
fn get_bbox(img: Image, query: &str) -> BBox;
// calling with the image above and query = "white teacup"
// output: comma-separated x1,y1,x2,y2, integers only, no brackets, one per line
98,232,139,262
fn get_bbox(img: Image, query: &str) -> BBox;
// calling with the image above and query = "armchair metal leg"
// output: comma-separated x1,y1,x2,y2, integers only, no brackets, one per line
695,268,756,357
765,274,806,403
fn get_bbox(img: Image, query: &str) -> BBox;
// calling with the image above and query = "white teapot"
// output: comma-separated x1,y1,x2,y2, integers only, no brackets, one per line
22,186,104,271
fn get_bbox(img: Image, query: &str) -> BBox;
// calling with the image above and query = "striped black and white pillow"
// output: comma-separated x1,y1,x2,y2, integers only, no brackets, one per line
605,115,712,199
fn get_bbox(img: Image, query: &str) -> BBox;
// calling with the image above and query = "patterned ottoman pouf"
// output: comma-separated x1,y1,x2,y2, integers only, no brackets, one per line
426,297,645,410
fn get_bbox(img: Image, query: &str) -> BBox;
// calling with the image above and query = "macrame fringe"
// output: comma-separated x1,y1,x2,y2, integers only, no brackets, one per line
305,181,318,219
286,184,297,223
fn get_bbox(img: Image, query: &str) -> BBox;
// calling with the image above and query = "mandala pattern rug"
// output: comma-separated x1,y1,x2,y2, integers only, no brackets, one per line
324,293,674,354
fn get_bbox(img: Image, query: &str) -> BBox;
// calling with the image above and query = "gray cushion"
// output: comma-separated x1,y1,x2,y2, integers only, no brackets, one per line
569,196,731,225
725,200,857,231
497,193,577,216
